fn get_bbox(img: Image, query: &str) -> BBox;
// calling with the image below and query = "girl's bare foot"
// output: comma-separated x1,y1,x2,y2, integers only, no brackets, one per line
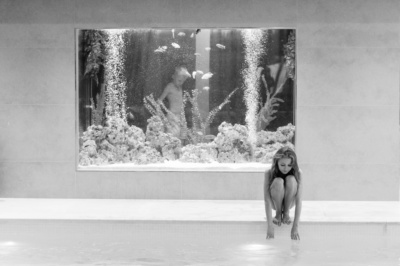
273,214,282,226
282,212,292,224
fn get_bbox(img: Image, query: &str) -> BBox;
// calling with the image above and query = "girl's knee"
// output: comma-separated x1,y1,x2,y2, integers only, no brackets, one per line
271,178,284,190
285,175,297,186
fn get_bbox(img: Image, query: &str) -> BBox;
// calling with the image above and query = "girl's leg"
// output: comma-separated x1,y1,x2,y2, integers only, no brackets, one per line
283,175,298,224
270,178,285,226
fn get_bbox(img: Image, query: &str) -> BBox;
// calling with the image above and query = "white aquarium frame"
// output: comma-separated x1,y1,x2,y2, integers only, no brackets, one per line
75,28,297,172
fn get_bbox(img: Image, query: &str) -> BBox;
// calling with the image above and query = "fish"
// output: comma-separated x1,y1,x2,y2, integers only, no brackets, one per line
194,52,201,56
192,71,197,79
154,46,167,53
205,47,211,51
196,70,204,75
127,113,135,120
204,134,216,140
178,32,186,36
196,29,201,34
201,72,213,79
85,105,93,109
190,33,194,38
161,46,167,50
171,42,180,48
203,86,210,91
216,44,226,49
171,29,175,38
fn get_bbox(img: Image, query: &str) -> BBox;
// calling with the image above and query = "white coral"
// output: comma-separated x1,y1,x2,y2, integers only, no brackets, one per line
146,115,182,160
213,122,252,163
180,143,218,163
134,145,164,164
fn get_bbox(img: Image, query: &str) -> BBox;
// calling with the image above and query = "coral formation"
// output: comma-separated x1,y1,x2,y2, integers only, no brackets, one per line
254,123,295,163
145,116,182,161
214,122,253,163
79,117,164,166
180,142,218,163
79,119,295,166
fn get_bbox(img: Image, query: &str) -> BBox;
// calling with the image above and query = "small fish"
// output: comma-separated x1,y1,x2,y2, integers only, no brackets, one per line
216,44,226,49
201,72,213,79
205,47,211,51
161,46,167,50
178,32,186,37
203,86,210,91
192,71,197,79
197,131,203,136
190,33,194,38
85,105,93,109
127,113,135,120
204,134,216,140
196,70,204,75
154,46,167,53
194,52,201,56
171,42,180,48
196,29,201,34
171,29,175,38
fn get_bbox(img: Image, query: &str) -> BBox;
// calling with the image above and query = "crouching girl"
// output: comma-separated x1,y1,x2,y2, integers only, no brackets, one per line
264,146,302,240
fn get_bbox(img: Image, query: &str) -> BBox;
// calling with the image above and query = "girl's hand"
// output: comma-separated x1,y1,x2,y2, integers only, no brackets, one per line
291,225,300,240
266,225,274,239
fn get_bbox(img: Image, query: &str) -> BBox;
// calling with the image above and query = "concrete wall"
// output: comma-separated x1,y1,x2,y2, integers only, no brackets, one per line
0,0,398,200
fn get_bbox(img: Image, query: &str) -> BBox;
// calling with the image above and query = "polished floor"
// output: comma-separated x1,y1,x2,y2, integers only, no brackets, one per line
0,199,399,266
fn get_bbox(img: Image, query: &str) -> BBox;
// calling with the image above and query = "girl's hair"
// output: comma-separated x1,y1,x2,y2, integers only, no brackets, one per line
268,146,300,186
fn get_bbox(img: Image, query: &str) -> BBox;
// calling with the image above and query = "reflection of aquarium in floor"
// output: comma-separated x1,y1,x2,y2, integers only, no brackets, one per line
77,28,296,168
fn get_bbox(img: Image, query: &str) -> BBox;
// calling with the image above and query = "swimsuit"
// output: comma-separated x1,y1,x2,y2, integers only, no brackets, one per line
274,168,295,186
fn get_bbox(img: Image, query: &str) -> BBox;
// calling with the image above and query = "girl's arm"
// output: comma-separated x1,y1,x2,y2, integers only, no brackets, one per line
291,171,303,240
264,170,274,238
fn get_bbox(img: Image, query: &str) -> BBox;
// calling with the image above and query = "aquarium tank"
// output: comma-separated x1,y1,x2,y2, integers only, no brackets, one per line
76,28,296,170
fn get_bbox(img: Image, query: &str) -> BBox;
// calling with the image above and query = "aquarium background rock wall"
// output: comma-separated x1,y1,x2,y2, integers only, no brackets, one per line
0,0,399,201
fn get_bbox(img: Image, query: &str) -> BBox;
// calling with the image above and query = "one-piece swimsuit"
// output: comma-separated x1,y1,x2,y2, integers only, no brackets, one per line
274,168,295,186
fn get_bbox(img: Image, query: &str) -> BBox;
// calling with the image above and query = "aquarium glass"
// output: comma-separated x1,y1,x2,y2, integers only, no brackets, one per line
76,28,296,170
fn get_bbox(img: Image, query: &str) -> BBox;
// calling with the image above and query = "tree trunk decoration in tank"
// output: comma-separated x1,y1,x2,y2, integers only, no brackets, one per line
241,29,266,151
104,30,127,121
284,31,296,80
256,30,296,131
90,83,105,126
83,30,106,85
